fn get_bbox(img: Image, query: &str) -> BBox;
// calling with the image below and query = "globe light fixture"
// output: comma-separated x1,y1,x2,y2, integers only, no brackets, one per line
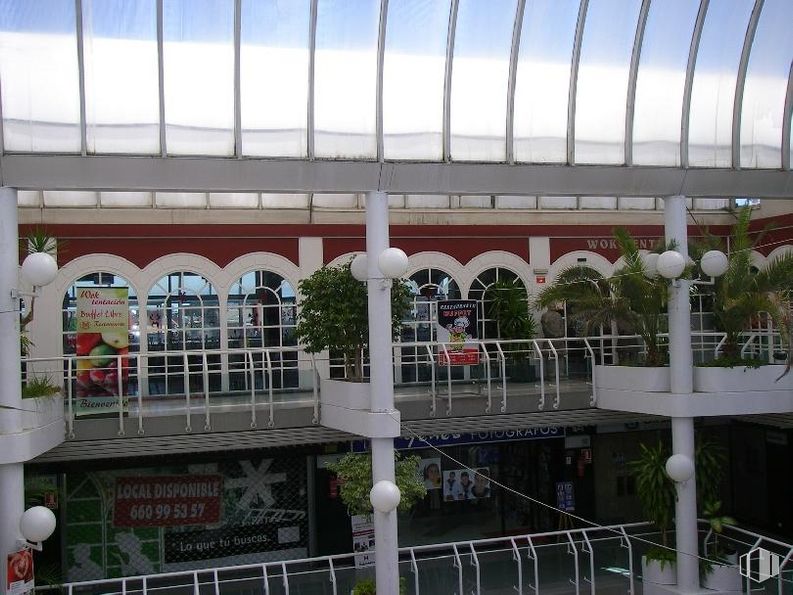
370,479,401,513
665,454,695,483
378,247,409,279
700,249,729,278
20,252,58,287
641,252,659,278
656,250,686,280
350,253,369,282
19,506,57,546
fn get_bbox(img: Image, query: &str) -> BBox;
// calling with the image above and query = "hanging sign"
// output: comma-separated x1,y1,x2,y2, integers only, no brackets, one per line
75,287,129,416
436,300,479,365
7,549,34,595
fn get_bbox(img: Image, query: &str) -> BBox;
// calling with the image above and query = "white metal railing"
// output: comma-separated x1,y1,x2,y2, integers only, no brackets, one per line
19,328,787,439
39,521,793,595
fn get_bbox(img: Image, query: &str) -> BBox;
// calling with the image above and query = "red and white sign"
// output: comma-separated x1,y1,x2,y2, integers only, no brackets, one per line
7,549,34,595
113,475,223,527
437,300,480,365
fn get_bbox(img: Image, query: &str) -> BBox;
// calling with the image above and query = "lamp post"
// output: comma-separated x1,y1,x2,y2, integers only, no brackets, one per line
0,187,58,594
660,195,727,593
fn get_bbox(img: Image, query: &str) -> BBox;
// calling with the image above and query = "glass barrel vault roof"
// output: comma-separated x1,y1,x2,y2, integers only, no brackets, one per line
0,0,791,196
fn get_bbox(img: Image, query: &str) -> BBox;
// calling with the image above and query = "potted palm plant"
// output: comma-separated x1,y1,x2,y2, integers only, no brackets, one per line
693,207,793,393
537,228,670,396
700,500,741,592
484,278,537,381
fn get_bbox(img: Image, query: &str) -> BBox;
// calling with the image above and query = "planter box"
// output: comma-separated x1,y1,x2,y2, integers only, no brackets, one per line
320,378,370,410
642,555,676,586
595,365,670,392
318,379,399,439
20,395,64,431
702,564,742,592
694,364,793,393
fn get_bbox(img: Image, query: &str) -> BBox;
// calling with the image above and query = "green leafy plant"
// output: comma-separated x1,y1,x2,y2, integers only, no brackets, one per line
296,262,411,380
21,375,61,399
352,577,406,595
485,278,536,354
705,208,793,373
327,452,427,516
536,228,669,366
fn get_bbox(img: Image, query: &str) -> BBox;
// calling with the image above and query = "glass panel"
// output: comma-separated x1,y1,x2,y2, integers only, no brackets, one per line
688,0,754,167
539,196,576,209
450,0,517,161
388,194,406,208
619,196,656,210
693,197,730,210
17,191,41,207
495,195,537,209
163,0,234,156
260,193,310,208
580,196,617,209
740,0,793,168
155,192,207,208
314,0,379,158
383,0,450,160
513,0,580,163
42,191,98,207
406,194,449,208
83,0,159,154
208,192,258,208
312,193,358,208
458,195,492,208
575,0,643,164
99,191,152,207
632,0,700,166
0,0,80,151
240,0,310,157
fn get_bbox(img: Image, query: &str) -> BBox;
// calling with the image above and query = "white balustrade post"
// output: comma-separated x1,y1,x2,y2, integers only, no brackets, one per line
366,191,400,594
664,195,699,592
0,187,25,594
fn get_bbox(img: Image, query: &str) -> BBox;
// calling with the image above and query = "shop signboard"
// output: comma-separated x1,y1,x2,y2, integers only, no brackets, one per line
436,300,479,365
113,475,223,527
6,549,34,595
75,287,129,416
352,426,565,452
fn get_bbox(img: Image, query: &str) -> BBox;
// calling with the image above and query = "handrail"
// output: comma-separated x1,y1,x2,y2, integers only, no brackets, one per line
531,340,545,410
202,352,211,431
542,339,561,409
478,342,492,413
264,349,274,427
582,338,597,406
425,344,437,416
493,341,507,413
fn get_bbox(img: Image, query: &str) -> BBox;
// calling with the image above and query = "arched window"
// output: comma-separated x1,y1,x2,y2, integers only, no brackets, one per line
227,270,298,389
146,271,220,395
469,267,525,339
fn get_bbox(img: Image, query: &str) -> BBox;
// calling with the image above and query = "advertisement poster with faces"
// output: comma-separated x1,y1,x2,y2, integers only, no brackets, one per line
442,468,491,501
436,301,479,365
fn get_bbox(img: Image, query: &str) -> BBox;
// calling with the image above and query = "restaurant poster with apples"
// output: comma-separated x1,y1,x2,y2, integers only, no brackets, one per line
75,288,130,416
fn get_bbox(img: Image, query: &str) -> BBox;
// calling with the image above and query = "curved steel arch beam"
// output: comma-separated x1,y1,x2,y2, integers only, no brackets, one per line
732,0,765,169
680,0,709,168
505,0,527,164
624,0,652,166
443,0,460,162
307,0,318,160
233,0,242,158
157,0,166,157
567,0,589,165
75,0,87,156
376,0,389,162
782,61,793,170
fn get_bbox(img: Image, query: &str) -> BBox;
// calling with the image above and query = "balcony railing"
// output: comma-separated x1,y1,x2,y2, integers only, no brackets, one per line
19,329,786,440
38,521,793,595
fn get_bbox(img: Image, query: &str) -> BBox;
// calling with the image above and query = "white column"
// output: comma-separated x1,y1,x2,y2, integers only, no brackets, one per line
0,187,25,594
365,191,400,595
664,195,699,592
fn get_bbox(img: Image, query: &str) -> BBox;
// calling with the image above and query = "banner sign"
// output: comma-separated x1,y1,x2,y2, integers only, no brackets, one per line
436,300,479,365
113,475,223,527
556,481,575,512
353,426,565,452
6,549,34,595
75,287,129,416
163,522,300,562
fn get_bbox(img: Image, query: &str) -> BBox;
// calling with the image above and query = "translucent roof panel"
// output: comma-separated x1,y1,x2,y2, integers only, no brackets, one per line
688,0,754,167
314,0,379,158
449,0,517,161
574,0,643,165
739,0,793,169
83,0,160,154
0,0,81,152
163,0,235,156
513,0,579,163
240,0,310,158
632,0,700,166
382,0,450,161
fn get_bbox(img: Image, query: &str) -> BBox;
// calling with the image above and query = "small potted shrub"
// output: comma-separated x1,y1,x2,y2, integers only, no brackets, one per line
700,500,741,592
484,278,537,381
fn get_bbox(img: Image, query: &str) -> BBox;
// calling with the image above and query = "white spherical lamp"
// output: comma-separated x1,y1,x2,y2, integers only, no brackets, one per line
641,253,659,279
378,247,409,279
350,253,369,282
21,252,58,287
665,454,695,483
19,506,57,543
700,250,728,278
656,250,686,280
370,480,401,513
